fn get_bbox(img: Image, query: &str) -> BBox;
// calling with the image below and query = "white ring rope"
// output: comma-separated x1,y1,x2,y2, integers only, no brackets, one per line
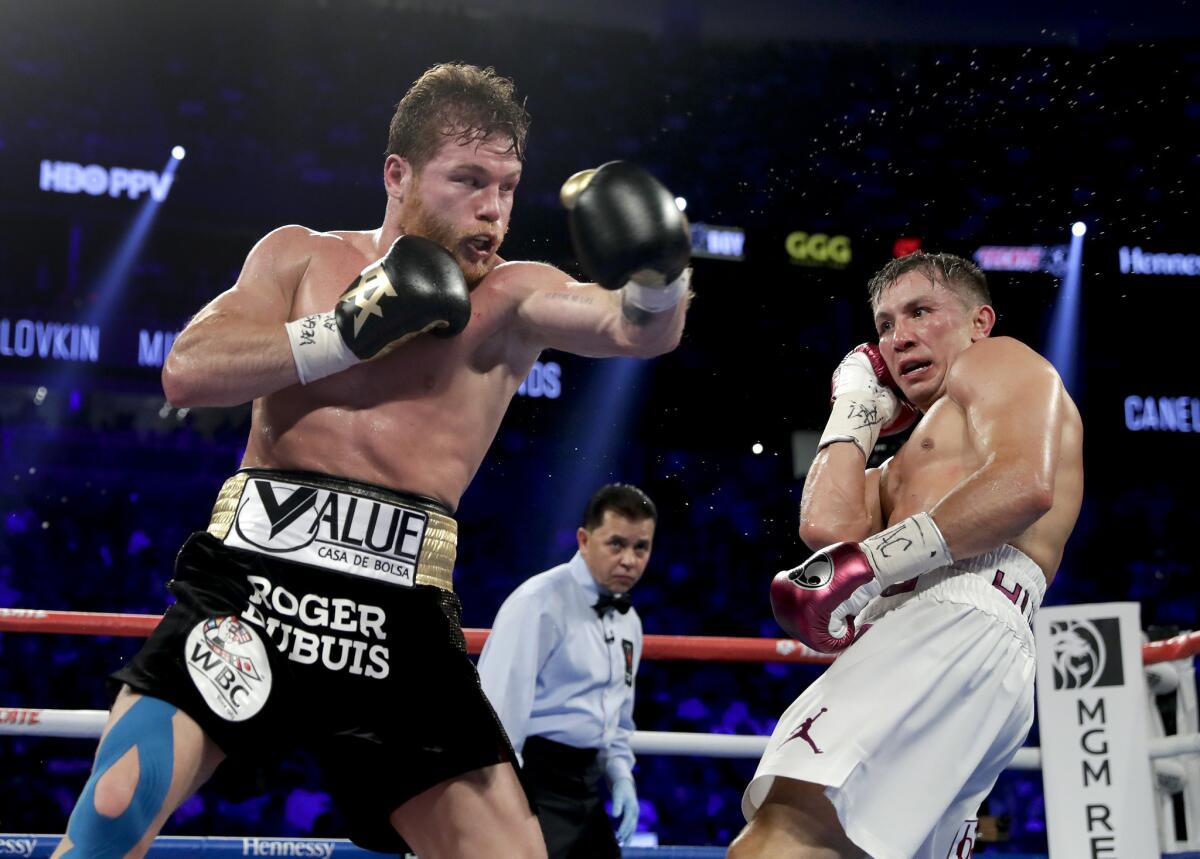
4,707,1197,782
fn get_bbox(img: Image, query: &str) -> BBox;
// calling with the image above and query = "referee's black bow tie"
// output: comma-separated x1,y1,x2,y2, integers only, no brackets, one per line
593,593,632,617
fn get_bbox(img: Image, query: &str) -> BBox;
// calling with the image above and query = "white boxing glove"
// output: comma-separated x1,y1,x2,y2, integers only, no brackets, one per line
818,343,919,458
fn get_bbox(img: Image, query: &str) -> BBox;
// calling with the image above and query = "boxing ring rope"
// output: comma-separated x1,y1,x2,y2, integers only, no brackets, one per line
3,705,1199,761
5,607,1200,664
4,609,1200,857
4,609,1199,769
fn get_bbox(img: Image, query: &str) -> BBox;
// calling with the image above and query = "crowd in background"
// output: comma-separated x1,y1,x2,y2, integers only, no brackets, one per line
2,3,1199,849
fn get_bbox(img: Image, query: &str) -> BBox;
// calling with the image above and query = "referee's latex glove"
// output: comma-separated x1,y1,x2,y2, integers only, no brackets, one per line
611,777,639,843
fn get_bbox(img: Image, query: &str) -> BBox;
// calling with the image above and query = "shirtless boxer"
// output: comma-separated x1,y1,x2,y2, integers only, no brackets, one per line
54,63,691,859
731,252,1083,859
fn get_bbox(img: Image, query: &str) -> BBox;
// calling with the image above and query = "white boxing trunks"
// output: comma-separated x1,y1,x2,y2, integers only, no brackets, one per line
742,545,1045,859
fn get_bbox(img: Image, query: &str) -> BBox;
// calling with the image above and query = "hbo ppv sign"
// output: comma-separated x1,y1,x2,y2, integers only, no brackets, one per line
785,232,851,268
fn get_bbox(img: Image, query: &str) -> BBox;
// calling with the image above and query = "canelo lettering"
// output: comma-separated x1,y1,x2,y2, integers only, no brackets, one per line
1124,395,1200,432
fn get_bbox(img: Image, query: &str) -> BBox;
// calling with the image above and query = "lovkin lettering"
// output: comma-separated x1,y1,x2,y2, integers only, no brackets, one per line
0,319,100,362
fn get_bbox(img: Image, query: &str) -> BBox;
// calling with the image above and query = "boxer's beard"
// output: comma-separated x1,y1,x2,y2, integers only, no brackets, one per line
403,185,504,288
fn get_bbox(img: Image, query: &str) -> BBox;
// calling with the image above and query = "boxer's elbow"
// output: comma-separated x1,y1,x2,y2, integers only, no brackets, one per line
798,520,835,550
634,328,682,358
1018,478,1055,520
161,349,209,407
620,325,681,359
998,462,1054,526
799,517,872,551
619,302,685,358
161,357,189,407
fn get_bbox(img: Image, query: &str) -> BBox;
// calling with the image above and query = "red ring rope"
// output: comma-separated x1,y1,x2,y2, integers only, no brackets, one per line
4,608,1198,665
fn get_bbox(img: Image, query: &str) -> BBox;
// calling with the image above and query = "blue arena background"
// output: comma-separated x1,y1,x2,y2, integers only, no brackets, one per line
1,0,1199,852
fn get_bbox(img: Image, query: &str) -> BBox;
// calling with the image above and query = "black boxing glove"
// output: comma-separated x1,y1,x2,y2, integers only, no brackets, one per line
560,161,691,314
285,235,470,384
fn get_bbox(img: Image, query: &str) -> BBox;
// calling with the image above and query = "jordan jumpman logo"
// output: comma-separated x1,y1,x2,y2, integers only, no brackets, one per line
784,707,828,754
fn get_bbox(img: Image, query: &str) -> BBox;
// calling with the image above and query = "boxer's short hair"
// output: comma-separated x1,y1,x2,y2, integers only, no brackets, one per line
868,252,991,311
583,484,657,530
387,63,530,169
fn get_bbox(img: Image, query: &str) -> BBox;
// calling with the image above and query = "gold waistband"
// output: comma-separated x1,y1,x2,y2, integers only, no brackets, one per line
206,471,458,592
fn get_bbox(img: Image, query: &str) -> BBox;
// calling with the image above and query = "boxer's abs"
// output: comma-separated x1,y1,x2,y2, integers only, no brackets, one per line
241,346,531,511
880,396,1083,584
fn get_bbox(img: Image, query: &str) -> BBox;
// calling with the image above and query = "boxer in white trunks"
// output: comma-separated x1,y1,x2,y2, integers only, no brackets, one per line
731,252,1084,859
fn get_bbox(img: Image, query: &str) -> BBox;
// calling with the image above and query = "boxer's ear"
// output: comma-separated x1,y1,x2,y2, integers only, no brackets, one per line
384,154,413,202
970,304,996,341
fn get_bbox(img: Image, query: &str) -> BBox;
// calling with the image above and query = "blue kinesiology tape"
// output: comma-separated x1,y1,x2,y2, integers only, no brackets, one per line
64,696,176,857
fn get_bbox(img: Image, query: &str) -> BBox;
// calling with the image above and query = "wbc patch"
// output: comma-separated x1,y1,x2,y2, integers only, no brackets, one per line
185,616,272,721
223,477,428,586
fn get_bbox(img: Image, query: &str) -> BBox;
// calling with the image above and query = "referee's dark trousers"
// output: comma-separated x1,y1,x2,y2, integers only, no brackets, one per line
522,735,621,859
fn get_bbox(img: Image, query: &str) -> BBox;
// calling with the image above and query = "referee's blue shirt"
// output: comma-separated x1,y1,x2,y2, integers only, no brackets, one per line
478,551,641,786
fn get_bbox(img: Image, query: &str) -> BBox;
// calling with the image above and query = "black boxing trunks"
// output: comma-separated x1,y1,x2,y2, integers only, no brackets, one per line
112,468,531,852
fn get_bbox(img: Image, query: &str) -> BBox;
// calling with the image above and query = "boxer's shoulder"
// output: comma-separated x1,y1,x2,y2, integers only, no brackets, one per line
955,336,1046,373
477,260,574,297
256,224,356,254
248,225,374,286
947,336,1055,397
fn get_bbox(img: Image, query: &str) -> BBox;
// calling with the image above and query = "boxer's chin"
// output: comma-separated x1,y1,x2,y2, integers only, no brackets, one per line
455,251,496,289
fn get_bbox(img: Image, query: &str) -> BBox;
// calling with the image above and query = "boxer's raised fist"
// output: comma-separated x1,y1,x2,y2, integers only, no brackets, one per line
561,161,691,317
832,343,919,437
819,343,921,457
285,235,470,385
771,542,880,653
334,235,471,358
771,512,953,653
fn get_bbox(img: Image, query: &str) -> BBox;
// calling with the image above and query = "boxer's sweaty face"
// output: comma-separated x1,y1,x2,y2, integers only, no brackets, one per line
404,134,521,287
874,272,978,410
578,511,655,596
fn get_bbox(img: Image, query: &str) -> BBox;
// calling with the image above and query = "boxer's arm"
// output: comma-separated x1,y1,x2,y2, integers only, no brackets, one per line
513,263,688,358
931,337,1062,558
799,454,883,549
799,345,902,548
162,225,313,407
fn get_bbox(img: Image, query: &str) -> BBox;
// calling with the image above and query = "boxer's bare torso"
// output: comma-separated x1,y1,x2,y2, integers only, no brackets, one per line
877,336,1084,582
243,228,565,510
164,136,687,512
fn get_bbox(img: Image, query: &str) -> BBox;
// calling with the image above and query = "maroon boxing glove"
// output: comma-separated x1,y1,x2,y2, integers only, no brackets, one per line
771,512,953,653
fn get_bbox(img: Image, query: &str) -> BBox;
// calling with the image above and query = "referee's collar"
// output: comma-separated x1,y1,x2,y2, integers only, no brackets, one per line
568,551,603,598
